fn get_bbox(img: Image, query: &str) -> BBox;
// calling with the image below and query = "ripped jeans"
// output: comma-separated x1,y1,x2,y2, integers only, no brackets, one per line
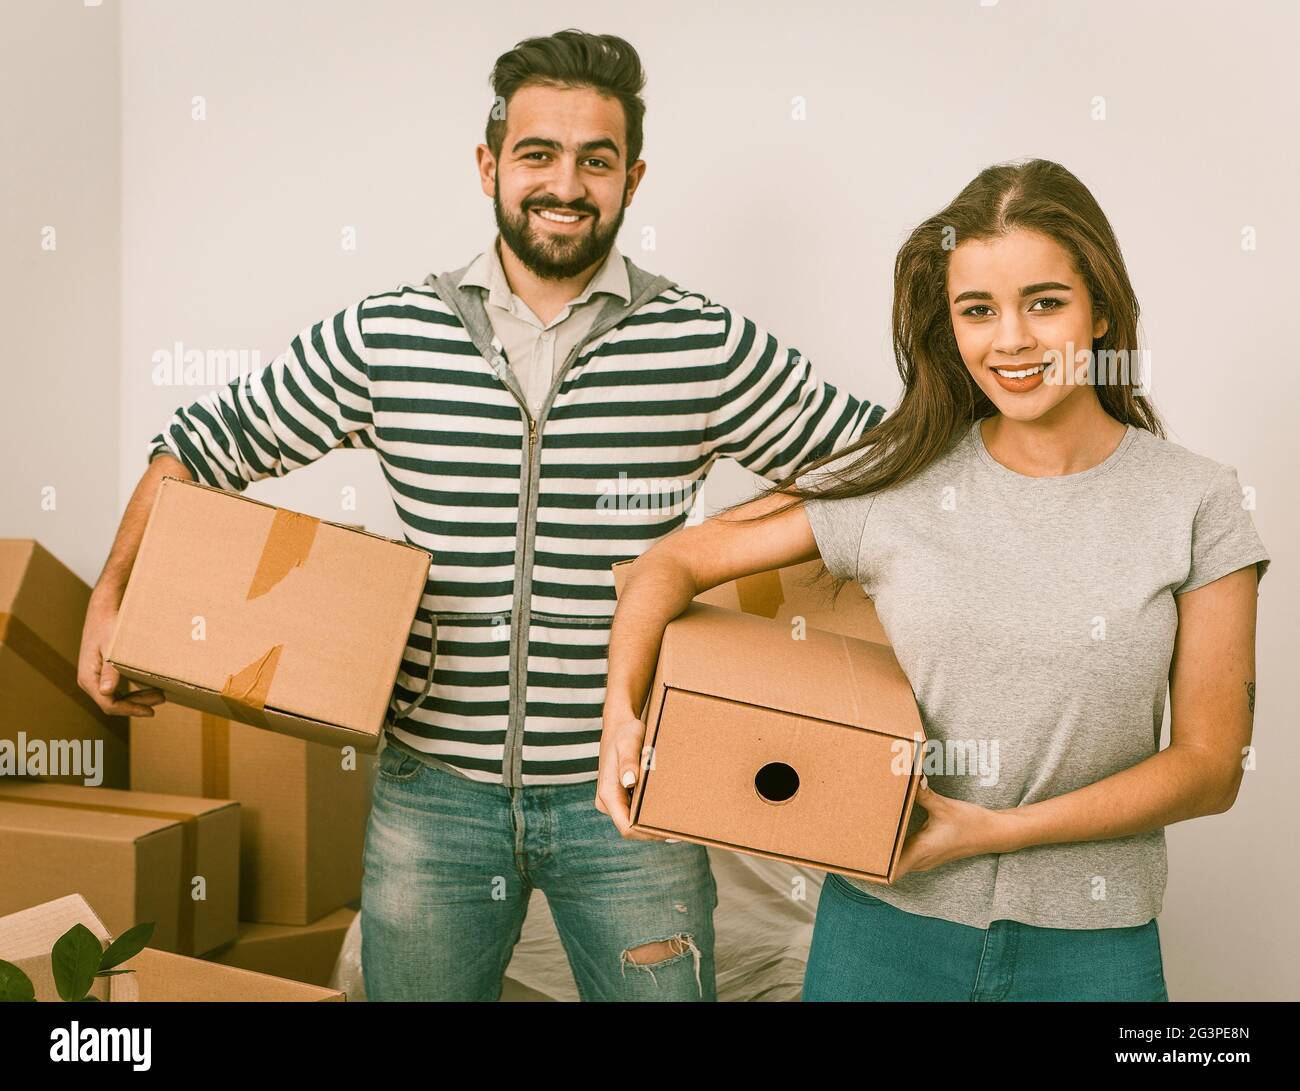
360,743,718,1001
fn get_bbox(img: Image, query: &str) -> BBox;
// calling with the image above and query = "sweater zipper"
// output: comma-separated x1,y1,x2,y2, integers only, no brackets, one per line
449,275,671,787
501,341,582,788
505,411,536,788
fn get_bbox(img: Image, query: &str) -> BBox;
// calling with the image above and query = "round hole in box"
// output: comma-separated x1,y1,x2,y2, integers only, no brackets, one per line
754,762,800,804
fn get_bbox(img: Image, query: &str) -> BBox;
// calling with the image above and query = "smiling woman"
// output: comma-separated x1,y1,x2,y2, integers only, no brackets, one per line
601,157,1271,1003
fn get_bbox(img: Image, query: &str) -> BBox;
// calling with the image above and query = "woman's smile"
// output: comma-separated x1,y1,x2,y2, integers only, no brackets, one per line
989,359,1052,393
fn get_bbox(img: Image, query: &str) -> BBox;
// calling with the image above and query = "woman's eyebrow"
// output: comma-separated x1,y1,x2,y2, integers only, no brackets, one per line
951,281,1073,304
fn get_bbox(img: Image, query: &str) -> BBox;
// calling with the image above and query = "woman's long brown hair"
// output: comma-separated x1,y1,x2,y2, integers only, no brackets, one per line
730,159,1166,593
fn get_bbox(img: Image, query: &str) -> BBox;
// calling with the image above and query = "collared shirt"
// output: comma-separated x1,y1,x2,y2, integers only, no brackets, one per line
457,236,630,416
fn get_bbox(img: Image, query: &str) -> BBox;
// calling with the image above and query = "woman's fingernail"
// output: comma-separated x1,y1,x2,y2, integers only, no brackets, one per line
621,770,635,788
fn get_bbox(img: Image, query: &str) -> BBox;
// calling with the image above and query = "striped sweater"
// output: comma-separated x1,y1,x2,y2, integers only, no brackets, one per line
149,255,886,786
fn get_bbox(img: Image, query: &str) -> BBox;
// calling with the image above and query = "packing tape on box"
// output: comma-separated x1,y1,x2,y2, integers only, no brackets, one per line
0,613,129,743
246,509,319,600
218,644,283,729
0,792,204,954
200,713,231,798
734,570,785,619
210,508,320,726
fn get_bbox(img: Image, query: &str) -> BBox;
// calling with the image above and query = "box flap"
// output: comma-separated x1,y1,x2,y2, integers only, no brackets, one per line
0,781,236,816
121,947,344,1001
611,557,887,643
656,603,922,740
0,893,136,1001
0,893,111,957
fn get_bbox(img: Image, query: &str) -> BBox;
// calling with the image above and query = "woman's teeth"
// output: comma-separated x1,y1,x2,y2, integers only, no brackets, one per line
992,364,1045,379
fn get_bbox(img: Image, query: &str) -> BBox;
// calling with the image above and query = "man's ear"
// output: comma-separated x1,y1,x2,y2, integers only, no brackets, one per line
623,159,647,206
475,144,498,199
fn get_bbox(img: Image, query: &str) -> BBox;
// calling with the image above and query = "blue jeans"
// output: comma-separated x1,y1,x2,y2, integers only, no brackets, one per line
804,872,1169,1001
360,744,718,1001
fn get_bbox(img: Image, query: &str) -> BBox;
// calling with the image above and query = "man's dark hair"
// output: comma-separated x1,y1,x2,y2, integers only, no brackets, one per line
485,29,647,166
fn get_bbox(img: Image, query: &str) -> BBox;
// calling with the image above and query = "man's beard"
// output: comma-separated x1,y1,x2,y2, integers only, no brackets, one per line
494,186,626,280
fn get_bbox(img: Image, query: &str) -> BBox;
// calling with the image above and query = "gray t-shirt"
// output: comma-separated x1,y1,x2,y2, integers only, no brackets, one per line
798,418,1271,930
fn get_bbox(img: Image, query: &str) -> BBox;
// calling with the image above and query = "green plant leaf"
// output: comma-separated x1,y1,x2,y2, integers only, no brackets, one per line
79,995,102,1002
99,922,155,971
0,960,36,1003
51,924,103,1002
96,969,135,977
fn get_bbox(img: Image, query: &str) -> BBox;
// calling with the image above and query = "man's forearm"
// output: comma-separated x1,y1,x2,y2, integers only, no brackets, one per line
92,454,193,604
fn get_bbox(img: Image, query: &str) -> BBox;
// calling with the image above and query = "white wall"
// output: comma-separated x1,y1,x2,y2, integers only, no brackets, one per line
1,0,120,581
6,0,1294,999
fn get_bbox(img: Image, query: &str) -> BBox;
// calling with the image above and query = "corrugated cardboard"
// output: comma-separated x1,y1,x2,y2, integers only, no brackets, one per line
106,477,432,753
0,539,129,787
131,700,373,924
0,782,239,954
121,946,343,1001
203,907,356,986
0,894,342,1001
613,562,924,883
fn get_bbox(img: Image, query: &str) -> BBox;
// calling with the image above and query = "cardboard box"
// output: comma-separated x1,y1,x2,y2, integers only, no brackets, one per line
106,477,432,753
203,907,356,986
0,782,239,954
613,560,924,884
0,539,129,787
0,894,343,1001
611,556,888,643
131,700,373,924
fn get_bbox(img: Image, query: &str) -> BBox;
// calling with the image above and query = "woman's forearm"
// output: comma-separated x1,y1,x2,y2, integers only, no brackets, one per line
994,742,1240,853
603,555,698,724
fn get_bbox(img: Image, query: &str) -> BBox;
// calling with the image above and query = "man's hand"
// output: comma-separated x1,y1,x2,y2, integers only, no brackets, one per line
76,452,193,717
78,589,166,716
595,713,668,841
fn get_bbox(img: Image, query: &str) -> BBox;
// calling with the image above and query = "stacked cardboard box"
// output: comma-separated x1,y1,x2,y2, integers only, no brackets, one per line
0,782,239,955
103,479,428,981
0,539,129,787
132,700,373,925
0,894,343,1001
204,907,358,987
612,558,925,884
2,484,430,992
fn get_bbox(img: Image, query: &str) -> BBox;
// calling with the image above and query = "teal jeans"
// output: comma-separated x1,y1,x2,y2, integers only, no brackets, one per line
360,743,718,1001
804,872,1169,1001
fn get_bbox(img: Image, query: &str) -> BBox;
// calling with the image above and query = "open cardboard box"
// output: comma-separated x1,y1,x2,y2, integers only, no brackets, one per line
612,560,924,884
0,894,343,1001
106,477,432,753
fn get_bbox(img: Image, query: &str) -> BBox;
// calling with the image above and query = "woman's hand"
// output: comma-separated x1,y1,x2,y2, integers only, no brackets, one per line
595,713,670,842
894,779,1014,879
